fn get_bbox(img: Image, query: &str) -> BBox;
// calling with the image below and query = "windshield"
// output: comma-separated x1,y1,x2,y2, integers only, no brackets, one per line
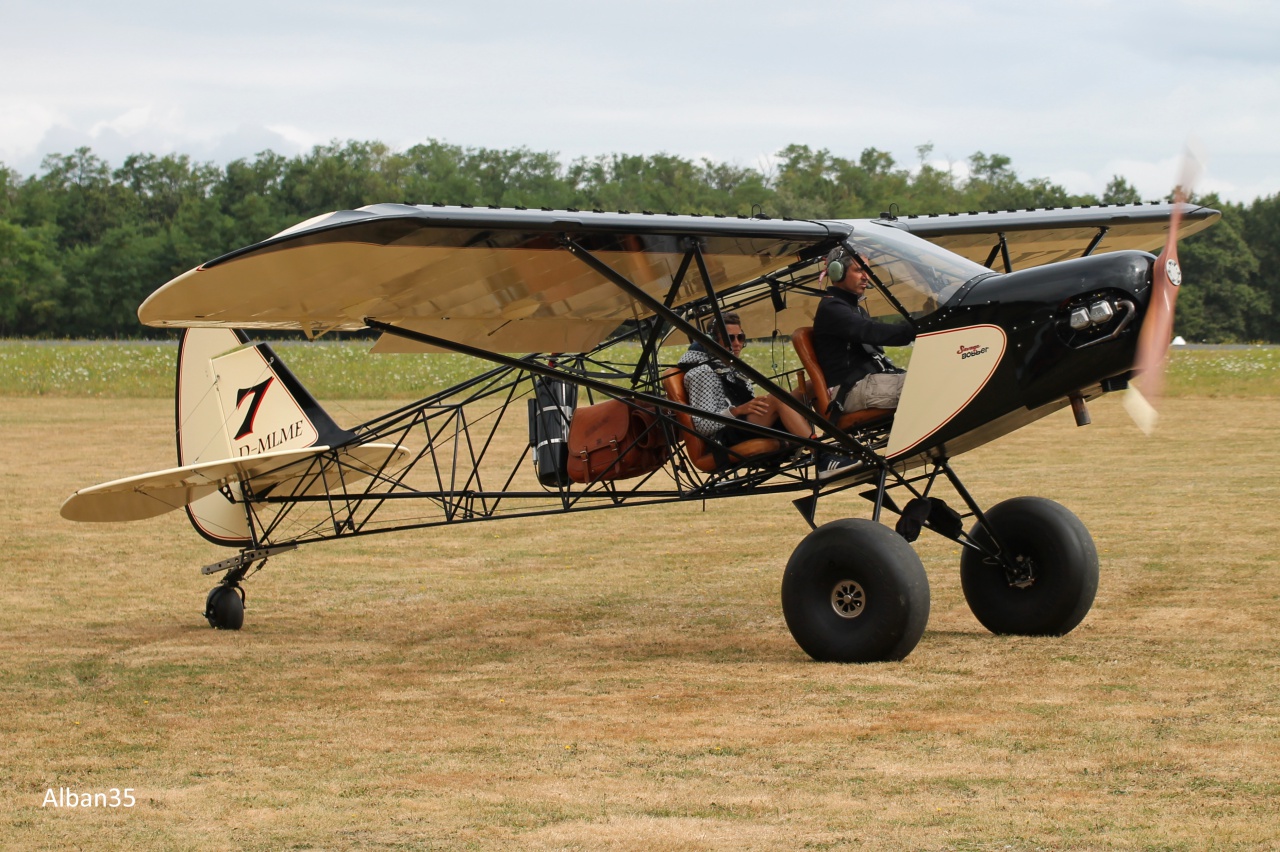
843,222,994,320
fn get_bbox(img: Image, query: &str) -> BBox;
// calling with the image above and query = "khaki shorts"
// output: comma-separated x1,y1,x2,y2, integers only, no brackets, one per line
832,372,906,412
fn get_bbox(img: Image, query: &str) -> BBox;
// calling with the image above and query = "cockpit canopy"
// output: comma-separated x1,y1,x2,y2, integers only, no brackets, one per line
843,221,995,321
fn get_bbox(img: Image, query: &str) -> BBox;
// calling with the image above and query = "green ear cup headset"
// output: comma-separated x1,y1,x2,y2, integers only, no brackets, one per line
827,247,852,283
827,256,847,283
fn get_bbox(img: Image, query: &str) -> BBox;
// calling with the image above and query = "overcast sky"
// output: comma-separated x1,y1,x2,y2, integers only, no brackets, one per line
3,0,1277,203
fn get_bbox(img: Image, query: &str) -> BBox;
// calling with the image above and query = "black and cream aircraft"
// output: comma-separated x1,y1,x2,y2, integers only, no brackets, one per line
62,182,1218,662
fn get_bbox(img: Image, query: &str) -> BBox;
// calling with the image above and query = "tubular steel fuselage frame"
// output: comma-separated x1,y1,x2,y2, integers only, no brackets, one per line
218,236,987,571
209,220,1166,587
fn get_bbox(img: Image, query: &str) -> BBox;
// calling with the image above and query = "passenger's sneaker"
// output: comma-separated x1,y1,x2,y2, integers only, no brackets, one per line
816,452,861,482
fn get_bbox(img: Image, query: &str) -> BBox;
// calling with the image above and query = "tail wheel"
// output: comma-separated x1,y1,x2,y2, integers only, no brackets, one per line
204,584,245,630
782,519,930,662
960,497,1098,636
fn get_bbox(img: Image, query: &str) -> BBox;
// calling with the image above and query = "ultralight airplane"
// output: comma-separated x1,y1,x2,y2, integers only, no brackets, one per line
61,183,1219,662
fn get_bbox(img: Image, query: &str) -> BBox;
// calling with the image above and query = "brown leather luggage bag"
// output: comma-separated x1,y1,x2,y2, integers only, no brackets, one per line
566,398,670,483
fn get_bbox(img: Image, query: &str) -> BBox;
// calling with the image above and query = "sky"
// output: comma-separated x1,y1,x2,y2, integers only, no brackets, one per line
2,0,1278,203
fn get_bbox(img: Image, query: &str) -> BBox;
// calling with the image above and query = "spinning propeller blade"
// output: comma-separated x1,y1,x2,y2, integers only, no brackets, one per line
1125,144,1204,434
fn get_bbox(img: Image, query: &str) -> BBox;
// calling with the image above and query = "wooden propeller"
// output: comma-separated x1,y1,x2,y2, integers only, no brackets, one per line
1123,146,1204,434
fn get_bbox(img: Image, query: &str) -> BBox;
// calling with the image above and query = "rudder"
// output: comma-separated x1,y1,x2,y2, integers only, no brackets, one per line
176,329,350,546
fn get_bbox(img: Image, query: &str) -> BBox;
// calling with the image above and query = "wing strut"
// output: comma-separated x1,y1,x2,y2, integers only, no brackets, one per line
692,242,732,347
981,232,1013,273
1082,226,1109,258
555,235,880,467
630,248,695,385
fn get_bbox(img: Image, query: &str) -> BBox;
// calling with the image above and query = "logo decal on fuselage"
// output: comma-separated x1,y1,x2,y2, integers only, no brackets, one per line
887,324,1007,459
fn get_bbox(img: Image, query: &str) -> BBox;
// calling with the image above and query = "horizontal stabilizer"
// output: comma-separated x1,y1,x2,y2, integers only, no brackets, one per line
61,443,410,523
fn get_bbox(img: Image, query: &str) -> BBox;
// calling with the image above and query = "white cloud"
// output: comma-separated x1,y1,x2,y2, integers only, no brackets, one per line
2,0,1278,201
264,125,320,154
88,107,157,139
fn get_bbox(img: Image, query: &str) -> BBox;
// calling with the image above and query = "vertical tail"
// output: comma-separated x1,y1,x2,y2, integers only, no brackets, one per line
176,329,350,546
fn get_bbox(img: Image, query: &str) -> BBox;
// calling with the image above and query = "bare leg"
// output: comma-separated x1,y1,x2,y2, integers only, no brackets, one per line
743,395,814,439
769,394,816,438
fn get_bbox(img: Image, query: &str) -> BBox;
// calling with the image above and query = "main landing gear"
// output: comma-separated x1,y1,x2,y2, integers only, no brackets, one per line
781,519,930,662
781,467,1099,662
959,497,1098,636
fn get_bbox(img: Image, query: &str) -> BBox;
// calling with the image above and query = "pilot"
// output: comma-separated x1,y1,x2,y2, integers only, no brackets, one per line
812,246,916,479
680,311,814,446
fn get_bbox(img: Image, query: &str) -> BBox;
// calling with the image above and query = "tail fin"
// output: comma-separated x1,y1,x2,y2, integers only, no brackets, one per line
176,329,350,546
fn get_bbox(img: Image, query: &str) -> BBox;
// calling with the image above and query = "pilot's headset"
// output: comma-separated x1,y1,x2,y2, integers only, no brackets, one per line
825,246,860,284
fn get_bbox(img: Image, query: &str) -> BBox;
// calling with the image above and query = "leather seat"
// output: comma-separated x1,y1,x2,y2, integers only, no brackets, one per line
790,326,894,430
661,369,782,473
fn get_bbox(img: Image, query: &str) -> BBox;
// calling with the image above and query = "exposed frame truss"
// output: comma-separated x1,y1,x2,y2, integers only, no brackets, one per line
204,235,1019,579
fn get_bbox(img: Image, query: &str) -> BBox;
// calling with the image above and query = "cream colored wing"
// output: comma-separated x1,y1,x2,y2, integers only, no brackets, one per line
898,202,1220,272
138,205,844,354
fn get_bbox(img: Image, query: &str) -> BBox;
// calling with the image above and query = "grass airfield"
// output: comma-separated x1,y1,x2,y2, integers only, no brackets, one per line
2,352,1279,849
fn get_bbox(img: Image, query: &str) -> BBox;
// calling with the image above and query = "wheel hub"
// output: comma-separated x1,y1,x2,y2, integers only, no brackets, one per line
1007,554,1036,589
830,580,867,619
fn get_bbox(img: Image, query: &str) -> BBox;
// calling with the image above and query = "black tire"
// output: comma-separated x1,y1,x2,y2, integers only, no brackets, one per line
960,497,1098,636
781,519,930,662
205,585,245,630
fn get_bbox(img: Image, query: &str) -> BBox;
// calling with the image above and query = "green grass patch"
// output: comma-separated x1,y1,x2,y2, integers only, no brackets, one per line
2,339,1277,399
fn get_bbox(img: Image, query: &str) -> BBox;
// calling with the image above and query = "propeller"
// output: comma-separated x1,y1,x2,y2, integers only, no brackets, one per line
1123,144,1204,434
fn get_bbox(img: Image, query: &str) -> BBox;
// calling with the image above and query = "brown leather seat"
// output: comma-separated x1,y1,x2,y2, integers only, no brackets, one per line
790,326,894,430
661,369,783,473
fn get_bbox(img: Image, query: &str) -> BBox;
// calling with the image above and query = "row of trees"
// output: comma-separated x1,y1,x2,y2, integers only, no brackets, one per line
0,140,1276,340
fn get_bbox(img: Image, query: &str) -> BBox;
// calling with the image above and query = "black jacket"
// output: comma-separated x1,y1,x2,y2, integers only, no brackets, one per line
812,286,916,391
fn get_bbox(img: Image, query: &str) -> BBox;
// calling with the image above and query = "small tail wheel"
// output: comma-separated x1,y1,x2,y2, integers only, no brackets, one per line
960,496,1098,636
782,518,931,662
204,584,245,630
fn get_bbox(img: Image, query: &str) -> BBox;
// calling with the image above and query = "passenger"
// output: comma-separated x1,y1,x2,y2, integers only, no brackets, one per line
679,312,814,449
812,246,916,480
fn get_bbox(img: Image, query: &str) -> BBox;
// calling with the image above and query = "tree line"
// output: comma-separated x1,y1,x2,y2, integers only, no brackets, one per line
1,140,1276,340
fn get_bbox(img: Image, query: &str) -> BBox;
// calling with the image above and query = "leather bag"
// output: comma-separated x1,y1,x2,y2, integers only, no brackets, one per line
566,398,670,483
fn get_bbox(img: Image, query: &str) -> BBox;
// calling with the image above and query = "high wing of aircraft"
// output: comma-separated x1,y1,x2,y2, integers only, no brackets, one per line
63,198,1219,660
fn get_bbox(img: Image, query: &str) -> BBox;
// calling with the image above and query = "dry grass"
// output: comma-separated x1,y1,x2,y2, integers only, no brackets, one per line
2,395,1278,849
